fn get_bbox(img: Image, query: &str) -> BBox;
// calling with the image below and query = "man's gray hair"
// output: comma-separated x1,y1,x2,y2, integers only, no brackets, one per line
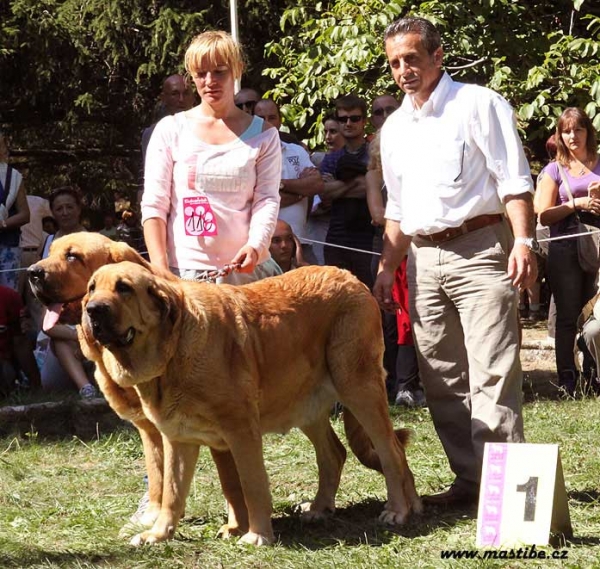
384,16,441,55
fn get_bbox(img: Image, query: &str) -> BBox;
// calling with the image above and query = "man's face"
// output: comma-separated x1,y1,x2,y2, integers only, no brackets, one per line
371,95,399,130
336,107,366,142
385,32,443,107
234,88,260,115
254,100,281,130
161,76,194,114
269,222,295,270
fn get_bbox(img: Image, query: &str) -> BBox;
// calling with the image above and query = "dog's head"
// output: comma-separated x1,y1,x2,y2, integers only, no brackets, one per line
80,261,182,386
28,232,150,328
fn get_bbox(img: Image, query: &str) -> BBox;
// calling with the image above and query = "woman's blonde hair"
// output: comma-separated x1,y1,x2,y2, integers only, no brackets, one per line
184,31,245,80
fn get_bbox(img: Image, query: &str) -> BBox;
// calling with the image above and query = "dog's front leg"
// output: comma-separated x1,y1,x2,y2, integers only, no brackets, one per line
130,438,199,546
211,447,249,538
224,425,274,546
135,420,164,526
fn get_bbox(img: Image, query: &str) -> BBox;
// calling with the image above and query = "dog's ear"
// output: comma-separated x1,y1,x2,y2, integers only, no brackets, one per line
147,278,181,328
108,241,151,268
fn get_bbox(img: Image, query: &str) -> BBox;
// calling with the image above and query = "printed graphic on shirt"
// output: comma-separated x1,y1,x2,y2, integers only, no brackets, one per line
187,148,254,194
286,155,302,178
182,196,218,237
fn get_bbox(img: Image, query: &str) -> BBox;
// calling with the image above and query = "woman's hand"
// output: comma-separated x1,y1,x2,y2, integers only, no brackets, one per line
575,196,600,215
231,245,258,273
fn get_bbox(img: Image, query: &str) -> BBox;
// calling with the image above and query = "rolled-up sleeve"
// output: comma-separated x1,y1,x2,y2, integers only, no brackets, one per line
141,116,176,225
474,93,533,201
246,127,282,253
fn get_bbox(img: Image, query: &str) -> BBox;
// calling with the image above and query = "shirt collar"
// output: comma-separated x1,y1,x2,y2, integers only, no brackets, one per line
400,71,452,119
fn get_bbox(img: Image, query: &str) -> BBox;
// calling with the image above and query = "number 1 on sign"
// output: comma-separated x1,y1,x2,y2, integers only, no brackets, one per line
516,476,538,522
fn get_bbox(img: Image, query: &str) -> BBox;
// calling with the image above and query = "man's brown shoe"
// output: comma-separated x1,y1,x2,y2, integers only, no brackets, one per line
421,484,479,508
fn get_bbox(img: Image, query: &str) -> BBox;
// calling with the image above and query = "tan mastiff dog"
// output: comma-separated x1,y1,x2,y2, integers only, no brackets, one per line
79,260,421,546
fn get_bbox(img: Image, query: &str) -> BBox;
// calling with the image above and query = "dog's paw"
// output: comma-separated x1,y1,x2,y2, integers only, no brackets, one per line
129,526,174,547
238,531,274,546
217,523,244,539
379,507,408,525
298,501,334,522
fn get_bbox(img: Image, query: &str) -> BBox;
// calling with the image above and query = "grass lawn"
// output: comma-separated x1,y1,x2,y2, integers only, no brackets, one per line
2,394,600,569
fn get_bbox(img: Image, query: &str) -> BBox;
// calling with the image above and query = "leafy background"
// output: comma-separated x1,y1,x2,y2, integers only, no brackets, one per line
1,0,599,222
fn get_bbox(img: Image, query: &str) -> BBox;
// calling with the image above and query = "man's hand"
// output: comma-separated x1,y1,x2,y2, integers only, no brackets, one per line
508,243,537,290
373,268,400,312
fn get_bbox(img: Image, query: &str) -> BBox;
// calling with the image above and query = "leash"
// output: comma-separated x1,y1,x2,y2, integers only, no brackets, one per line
180,262,242,283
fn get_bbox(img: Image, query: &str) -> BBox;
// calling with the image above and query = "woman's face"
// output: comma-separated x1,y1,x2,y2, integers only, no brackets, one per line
324,119,344,151
560,121,588,157
51,194,81,231
191,58,234,106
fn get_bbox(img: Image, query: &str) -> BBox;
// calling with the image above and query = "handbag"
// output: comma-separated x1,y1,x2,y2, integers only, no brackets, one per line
557,162,600,273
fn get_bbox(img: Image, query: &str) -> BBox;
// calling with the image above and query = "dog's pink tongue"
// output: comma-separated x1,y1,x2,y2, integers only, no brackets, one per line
43,303,63,330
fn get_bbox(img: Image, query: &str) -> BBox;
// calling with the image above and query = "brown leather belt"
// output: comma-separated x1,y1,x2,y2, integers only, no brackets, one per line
21,247,39,252
416,214,503,243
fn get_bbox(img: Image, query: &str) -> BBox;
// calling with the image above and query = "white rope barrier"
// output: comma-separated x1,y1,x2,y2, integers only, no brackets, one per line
2,227,599,276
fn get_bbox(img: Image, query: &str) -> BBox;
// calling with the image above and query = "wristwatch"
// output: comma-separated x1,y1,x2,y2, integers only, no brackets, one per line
514,236,540,254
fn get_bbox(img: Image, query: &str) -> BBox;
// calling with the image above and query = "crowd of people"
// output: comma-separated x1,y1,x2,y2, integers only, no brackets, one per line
1,16,599,511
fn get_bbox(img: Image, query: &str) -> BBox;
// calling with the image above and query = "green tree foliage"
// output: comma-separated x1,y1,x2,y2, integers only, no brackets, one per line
0,0,293,212
264,0,600,151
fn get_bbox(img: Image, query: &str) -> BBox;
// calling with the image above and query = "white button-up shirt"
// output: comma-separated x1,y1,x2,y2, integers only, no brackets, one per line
381,72,533,236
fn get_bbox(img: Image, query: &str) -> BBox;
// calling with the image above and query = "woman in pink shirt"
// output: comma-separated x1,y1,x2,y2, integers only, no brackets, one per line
142,31,282,284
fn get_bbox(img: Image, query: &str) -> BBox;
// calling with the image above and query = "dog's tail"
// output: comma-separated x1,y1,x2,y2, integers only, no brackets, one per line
343,409,411,472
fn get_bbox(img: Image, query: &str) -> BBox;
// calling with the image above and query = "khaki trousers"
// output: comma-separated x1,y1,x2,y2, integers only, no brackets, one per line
407,220,524,491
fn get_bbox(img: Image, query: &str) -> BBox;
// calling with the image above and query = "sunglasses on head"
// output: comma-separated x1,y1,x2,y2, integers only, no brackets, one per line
236,100,257,110
372,106,397,117
336,114,363,123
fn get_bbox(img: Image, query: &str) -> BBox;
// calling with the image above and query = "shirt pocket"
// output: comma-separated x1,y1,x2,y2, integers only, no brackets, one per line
431,139,465,187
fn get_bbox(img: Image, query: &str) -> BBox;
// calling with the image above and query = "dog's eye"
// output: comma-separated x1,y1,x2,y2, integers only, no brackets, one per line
116,281,133,294
65,251,80,263
88,282,96,294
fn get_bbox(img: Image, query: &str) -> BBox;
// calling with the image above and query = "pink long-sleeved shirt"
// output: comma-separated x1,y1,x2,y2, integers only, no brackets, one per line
142,113,281,270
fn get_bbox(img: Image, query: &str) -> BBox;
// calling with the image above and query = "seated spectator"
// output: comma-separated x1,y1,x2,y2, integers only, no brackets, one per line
576,293,600,394
42,216,57,235
0,284,41,395
99,213,119,240
269,219,309,273
117,209,144,252
0,130,31,291
38,186,97,398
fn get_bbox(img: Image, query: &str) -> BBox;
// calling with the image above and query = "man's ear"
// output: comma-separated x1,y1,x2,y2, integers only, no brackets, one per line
433,46,443,67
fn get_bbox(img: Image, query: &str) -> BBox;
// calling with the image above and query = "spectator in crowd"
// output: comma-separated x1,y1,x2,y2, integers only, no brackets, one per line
42,216,57,235
99,212,119,240
307,115,346,265
537,107,600,397
37,186,97,399
576,291,600,394
117,209,144,252
141,74,195,163
319,95,375,288
367,106,423,408
269,219,308,273
0,131,31,291
19,194,52,333
251,96,301,145
0,283,41,395
255,98,322,264
234,87,260,115
375,17,536,507
370,94,400,132
142,30,282,285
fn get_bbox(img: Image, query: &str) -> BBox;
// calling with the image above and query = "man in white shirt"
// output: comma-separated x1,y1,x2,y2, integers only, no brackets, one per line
255,99,323,262
374,17,538,508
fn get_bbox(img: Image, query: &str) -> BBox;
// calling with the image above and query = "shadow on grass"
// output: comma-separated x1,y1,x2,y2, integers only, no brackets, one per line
268,499,477,548
0,544,134,569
